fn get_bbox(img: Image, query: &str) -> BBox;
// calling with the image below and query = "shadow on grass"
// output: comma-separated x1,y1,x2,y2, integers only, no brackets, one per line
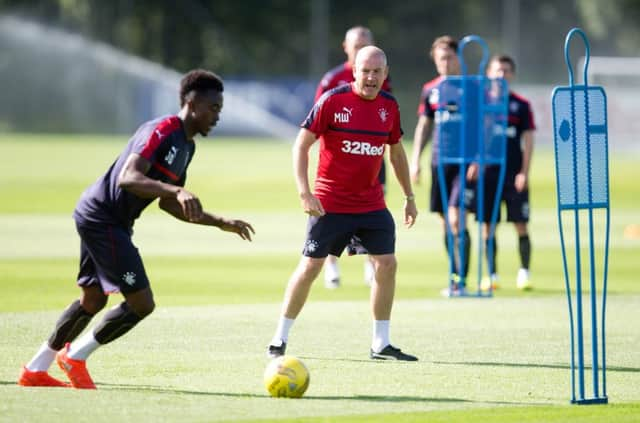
1,380,532,406
433,360,640,373
45,381,506,404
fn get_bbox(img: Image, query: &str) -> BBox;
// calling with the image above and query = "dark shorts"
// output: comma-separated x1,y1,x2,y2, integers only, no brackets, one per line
467,167,530,223
430,164,465,213
75,220,150,294
302,209,396,258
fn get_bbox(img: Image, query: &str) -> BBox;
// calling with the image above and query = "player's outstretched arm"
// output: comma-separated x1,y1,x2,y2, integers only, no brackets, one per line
389,142,417,228
158,197,254,241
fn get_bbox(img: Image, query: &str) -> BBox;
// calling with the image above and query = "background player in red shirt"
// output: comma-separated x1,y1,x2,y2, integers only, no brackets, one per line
18,70,255,389
268,46,419,361
410,35,472,295
472,55,535,291
315,26,393,289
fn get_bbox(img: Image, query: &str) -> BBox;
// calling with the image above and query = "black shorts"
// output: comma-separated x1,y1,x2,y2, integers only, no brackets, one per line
302,209,396,258
467,167,530,223
430,164,465,213
75,219,150,294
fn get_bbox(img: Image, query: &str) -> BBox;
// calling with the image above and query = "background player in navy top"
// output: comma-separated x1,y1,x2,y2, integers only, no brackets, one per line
268,46,419,361
473,55,535,291
315,26,393,289
18,69,255,389
409,35,473,295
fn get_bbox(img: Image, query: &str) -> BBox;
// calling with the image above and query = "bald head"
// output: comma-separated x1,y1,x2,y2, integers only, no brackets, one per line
352,46,388,100
343,26,374,65
355,46,387,68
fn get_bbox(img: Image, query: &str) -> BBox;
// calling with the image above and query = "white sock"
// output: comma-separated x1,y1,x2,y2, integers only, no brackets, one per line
271,316,295,345
67,330,101,361
371,320,390,353
25,342,58,372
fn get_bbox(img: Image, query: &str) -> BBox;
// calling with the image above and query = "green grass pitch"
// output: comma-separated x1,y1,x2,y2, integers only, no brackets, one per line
0,133,639,422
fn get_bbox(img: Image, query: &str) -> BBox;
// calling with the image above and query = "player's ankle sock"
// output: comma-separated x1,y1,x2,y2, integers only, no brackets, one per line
93,302,142,345
68,331,100,361
460,230,471,278
519,235,531,269
486,237,497,275
48,299,94,351
25,342,58,372
271,316,295,345
371,320,390,353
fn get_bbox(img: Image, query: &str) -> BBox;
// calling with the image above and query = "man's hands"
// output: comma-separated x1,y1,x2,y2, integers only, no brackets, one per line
514,172,528,192
299,192,325,217
404,198,418,228
220,219,255,241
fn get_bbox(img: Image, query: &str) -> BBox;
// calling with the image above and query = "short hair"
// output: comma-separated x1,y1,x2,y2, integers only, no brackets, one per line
430,35,458,59
345,26,373,43
179,69,224,107
489,54,517,73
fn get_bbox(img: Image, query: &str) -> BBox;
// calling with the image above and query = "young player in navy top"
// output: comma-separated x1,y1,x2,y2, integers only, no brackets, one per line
18,69,255,389
472,55,535,291
315,26,393,289
410,35,472,296
268,46,419,361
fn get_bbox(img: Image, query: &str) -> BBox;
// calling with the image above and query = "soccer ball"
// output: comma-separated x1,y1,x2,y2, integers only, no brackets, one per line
264,355,310,398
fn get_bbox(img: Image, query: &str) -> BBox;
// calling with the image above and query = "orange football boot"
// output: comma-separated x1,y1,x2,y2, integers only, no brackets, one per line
56,343,96,389
18,366,69,387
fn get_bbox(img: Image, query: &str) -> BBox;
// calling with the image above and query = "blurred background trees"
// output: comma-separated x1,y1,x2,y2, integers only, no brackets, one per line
2,0,638,83
0,0,638,136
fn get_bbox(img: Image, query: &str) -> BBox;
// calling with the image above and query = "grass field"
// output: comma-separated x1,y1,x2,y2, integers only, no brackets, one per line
1,134,639,422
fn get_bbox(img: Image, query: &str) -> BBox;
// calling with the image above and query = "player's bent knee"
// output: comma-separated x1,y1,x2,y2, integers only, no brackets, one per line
80,290,108,315
124,288,155,318
372,255,397,275
298,257,325,278
131,300,155,318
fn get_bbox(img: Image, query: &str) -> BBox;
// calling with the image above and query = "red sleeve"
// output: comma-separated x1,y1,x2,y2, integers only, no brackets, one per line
388,100,403,145
302,95,331,136
139,117,181,160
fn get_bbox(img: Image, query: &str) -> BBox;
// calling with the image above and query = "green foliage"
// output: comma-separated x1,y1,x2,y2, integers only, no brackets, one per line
1,1,638,83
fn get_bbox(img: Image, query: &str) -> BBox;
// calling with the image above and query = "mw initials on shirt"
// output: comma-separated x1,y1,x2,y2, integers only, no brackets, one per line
334,107,353,123
341,140,384,156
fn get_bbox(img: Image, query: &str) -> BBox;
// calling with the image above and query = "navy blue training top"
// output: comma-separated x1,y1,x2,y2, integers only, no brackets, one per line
74,115,195,229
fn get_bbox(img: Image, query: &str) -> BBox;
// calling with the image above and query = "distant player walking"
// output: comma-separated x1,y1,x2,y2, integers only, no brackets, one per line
268,46,419,361
410,35,472,295
18,69,255,389
475,55,535,290
315,26,393,289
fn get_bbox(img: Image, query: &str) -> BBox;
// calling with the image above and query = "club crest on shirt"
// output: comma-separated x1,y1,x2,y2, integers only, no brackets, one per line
165,146,179,165
378,108,388,123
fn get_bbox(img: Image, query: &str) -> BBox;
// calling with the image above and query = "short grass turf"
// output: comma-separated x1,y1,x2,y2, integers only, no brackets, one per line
0,134,639,422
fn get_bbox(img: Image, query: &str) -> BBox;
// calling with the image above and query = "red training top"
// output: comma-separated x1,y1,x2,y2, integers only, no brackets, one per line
302,83,403,213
